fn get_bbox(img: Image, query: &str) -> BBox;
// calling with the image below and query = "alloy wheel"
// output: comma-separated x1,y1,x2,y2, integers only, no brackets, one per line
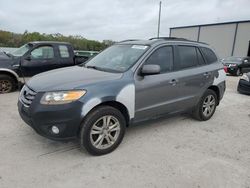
0,80,12,93
90,115,121,150
202,95,216,117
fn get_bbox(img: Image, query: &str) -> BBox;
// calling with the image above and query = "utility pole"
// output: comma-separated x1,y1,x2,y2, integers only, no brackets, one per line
157,1,162,38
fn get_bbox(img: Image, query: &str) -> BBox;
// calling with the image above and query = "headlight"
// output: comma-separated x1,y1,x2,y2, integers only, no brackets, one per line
240,74,249,82
40,90,86,105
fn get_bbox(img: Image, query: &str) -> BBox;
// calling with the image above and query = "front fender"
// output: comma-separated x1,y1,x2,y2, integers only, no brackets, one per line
80,84,135,120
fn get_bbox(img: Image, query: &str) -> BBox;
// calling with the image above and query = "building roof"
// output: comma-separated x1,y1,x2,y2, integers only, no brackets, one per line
170,20,250,30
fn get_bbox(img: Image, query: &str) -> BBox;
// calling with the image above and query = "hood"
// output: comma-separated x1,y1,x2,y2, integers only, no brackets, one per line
0,54,18,68
27,66,123,92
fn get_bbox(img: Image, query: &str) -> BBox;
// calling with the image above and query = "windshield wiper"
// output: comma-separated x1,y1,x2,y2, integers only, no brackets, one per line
85,65,121,73
3,51,11,57
85,65,100,70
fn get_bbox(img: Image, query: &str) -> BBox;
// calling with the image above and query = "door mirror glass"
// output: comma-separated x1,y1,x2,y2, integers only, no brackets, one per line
141,64,161,75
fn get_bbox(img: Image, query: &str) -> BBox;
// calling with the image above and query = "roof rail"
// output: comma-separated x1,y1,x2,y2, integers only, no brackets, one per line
149,37,188,41
118,39,140,43
149,37,208,45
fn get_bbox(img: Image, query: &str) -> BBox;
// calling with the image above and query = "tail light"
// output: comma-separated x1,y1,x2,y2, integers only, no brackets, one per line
223,66,228,73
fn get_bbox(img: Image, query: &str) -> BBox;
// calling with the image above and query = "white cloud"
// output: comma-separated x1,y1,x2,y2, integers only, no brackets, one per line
0,0,249,41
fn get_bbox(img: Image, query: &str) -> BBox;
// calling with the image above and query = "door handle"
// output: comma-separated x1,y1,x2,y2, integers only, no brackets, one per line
169,79,178,85
203,72,211,77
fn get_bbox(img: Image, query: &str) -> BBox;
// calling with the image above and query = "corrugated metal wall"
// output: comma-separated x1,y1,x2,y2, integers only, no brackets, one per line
170,27,199,41
234,23,250,57
170,21,250,58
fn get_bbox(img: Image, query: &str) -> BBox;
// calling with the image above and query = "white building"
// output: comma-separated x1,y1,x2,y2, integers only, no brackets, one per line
169,20,250,58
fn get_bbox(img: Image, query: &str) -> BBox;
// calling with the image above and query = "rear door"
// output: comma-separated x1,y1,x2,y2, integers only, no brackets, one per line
171,45,211,109
21,45,58,77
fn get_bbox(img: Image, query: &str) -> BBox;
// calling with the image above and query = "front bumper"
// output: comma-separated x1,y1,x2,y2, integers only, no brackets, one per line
18,93,84,140
237,79,250,95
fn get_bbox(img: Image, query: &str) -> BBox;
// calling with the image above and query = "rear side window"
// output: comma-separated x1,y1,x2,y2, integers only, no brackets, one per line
145,46,173,73
200,47,217,64
196,48,206,65
177,46,198,69
59,45,70,58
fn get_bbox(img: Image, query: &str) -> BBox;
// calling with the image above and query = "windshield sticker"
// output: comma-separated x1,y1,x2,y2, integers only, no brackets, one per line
131,45,148,50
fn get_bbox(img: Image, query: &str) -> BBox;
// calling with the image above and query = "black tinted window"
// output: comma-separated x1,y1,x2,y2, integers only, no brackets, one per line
145,46,173,73
196,48,206,65
200,47,217,64
178,46,198,69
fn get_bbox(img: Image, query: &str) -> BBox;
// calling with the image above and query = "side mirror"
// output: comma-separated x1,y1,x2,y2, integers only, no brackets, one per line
243,59,249,64
25,55,31,61
141,64,161,76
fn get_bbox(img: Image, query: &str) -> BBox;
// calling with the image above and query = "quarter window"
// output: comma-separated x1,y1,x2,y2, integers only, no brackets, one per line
177,46,198,69
196,48,206,65
144,46,173,73
200,47,217,64
59,45,70,58
31,46,54,59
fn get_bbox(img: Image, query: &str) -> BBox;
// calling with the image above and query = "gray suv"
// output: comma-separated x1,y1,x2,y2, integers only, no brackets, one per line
18,37,226,155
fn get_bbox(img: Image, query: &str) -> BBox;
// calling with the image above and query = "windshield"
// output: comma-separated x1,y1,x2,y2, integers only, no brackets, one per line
11,44,31,57
85,44,149,73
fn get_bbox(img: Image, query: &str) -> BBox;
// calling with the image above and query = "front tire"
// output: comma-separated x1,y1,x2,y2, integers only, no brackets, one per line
193,89,218,121
0,74,16,94
80,106,126,155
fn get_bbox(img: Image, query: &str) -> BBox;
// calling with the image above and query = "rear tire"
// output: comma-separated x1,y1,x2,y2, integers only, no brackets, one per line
0,74,16,94
80,106,126,156
235,68,241,76
192,89,218,121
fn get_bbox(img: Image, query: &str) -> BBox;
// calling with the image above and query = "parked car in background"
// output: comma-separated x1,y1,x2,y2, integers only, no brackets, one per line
74,50,99,58
237,73,250,95
222,56,250,76
18,37,226,155
0,41,88,93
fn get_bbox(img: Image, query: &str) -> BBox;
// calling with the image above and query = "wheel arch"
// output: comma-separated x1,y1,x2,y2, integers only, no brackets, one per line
81,99,131,127
0,69,20,84
207,85,220,105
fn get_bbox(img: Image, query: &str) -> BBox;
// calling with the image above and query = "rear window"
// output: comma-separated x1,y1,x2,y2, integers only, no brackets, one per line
59,45,70,58
177,46,198,69
200,47,217,64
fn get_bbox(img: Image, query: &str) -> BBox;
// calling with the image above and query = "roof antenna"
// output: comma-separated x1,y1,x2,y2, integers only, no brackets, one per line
157,1,162,38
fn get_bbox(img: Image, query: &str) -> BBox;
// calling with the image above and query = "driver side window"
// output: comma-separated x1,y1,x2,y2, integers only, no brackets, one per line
145,46,173,73
31,46,54,59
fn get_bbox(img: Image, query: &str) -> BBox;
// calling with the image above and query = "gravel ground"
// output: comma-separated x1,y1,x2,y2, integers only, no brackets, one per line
0,76,250,188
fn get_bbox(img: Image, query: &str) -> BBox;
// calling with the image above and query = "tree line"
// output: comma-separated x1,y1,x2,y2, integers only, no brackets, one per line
0,30,115,51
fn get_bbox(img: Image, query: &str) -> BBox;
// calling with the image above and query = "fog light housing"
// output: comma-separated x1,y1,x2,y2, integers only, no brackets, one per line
51,126,59,134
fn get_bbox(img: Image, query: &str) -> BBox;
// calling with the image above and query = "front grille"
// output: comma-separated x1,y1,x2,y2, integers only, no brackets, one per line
20,85,37,107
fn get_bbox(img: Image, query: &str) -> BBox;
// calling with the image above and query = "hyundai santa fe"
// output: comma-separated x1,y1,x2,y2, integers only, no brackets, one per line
18,37,226,155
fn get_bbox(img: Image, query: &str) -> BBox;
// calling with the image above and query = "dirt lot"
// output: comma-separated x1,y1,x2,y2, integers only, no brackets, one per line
0,76,250,188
